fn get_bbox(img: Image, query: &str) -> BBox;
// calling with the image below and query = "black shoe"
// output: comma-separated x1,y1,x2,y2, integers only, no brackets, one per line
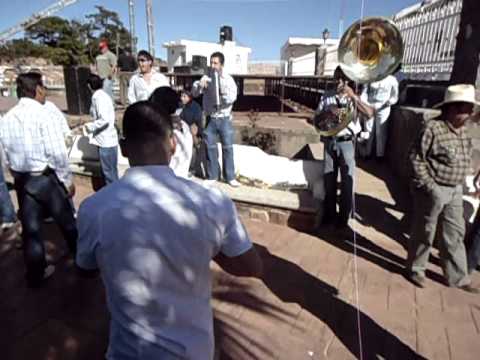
456,284,480,294
407,273,426,288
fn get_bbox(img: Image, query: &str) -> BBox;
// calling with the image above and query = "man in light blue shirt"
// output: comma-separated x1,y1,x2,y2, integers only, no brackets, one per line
76,101,262,359
192,52,240,187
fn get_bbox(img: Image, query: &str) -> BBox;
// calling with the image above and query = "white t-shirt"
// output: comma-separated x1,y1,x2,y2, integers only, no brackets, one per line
76,166,253,360
128,70,170,104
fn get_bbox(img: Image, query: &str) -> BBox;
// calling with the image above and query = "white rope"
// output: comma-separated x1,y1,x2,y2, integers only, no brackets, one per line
350,0,366,358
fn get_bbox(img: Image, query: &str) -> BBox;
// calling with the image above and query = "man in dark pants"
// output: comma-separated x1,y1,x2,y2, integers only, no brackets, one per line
407,84,480,293
192,52,240,187
0,72,77,287
316,66,372,237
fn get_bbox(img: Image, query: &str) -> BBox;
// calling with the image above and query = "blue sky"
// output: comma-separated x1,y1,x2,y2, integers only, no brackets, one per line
0,0,419,60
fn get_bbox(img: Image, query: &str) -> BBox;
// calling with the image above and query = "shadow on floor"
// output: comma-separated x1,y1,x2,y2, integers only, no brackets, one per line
255,244,426,359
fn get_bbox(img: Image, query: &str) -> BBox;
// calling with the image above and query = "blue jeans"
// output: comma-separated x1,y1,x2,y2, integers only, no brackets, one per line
322,137,355,227
0,161,16,224
203,116,235,181
99,146,119,185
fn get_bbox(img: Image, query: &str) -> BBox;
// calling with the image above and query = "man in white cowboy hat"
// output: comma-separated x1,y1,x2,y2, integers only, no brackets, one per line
407,84,480,293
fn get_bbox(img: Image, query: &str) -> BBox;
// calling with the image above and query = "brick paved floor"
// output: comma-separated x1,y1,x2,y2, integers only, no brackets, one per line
1,161,480,359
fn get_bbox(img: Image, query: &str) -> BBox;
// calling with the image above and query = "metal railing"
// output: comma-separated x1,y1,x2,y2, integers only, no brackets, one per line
165,73,335,111
394,0,463,81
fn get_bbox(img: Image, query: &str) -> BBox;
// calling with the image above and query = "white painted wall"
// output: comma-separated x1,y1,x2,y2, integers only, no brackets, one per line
163,40,251,74
289,52,316,76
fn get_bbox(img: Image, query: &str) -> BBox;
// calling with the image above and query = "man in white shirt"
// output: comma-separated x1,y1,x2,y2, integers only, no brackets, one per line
192,52,240,187
0,72,77,287
85,74,119,184
128,50,170,104
76,101,262,360
357,72,399,159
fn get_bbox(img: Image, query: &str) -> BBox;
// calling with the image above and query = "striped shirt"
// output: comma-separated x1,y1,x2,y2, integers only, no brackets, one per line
0,97,72,187
409,118,472,191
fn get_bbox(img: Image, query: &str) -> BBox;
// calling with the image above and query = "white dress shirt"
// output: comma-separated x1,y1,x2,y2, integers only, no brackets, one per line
0,97,72,187
44,100,71,138
316,90,361,137
192,71,237,118
128,70,170,104
76,165,253,360
85,89,119,148
360,75,399,156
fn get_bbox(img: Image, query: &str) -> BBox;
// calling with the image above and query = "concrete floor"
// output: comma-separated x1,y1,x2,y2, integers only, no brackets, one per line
1,160,480,359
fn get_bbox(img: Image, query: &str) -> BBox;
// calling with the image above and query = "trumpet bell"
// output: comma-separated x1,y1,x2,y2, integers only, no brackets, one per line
338,17,404,84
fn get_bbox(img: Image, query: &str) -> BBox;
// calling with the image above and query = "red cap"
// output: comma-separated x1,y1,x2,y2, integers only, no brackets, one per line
99,41,108,49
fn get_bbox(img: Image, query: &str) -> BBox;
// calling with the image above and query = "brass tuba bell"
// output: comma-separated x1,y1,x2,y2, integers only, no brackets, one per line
314,17,404,136
338,17,404,84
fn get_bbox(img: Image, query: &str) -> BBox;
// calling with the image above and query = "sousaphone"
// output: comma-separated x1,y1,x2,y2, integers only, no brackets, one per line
315,17,404,136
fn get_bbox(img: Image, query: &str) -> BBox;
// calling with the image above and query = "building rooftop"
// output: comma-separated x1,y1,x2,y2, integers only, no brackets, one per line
283,37,339,47
162,39,251,52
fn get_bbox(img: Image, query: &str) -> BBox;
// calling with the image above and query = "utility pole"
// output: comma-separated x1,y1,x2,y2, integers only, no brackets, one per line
128,0,136,53
145,0,155,58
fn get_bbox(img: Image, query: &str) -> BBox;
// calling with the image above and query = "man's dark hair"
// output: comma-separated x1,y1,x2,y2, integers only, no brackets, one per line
87,73,104,90
123,101,173,143
16,72,43,99
210,51,225,65
137,50,154,62
333,66,355,89
149,86,180,115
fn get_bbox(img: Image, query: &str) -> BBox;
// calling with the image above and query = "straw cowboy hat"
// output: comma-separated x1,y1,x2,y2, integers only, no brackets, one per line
433,84,480,108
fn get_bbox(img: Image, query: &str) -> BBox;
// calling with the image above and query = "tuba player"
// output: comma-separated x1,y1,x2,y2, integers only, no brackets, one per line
315,66,372,237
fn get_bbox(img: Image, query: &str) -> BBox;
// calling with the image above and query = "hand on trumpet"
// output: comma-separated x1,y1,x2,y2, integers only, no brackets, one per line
338,82,356,99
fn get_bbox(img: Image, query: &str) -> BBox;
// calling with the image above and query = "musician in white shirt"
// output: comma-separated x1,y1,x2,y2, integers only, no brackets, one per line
128,50,170,104
192,52,239,187
0,72,77,287
357,73,399,159
85,74,119,184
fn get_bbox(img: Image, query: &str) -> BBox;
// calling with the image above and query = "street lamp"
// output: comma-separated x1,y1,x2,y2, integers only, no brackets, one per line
322,28,330,45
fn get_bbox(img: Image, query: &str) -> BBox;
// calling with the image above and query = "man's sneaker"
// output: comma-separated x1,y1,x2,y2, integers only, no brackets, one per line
227,179,241,187
1,222,20,245
43,265,56,280
27,265,55,288
407,273,426,288
203,179,216,186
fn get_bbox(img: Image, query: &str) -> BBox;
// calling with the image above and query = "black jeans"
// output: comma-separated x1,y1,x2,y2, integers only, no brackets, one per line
14,170,77,284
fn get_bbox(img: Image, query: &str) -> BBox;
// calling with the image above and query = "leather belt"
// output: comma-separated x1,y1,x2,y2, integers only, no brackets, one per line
335,135,354,142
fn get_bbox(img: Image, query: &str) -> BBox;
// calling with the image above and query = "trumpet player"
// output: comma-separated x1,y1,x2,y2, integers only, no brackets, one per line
192,52,240,187
316,66,372,237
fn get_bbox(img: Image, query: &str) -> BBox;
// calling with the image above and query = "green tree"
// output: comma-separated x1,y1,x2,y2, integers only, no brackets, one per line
4,6,132,65
85,5,132,54
25,16,70,47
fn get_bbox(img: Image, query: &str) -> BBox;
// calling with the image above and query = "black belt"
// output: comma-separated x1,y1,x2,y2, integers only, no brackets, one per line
334,135,354,142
